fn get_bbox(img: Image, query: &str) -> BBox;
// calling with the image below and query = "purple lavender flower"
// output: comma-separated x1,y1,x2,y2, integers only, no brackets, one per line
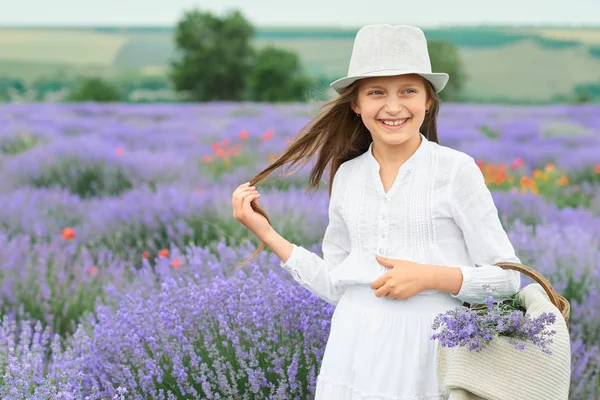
431,296,557,354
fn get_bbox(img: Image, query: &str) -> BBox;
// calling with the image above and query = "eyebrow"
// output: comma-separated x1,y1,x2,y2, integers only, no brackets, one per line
363,83,422,90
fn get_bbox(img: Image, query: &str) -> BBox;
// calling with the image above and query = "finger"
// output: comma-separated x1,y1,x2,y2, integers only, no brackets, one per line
234,187,258,202
242,192,261,211
233,182,249,193
242,194,261,218
375,255,392,267
374,284,390,298
233,184,256,196
235,193,259,221
236,188,258,201
234,181,255,191
370,276,386,290
234,189,259,215
237,190,259,214
233,189,251,212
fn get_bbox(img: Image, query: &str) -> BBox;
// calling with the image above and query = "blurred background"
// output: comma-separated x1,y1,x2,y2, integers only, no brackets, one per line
1,0,600,104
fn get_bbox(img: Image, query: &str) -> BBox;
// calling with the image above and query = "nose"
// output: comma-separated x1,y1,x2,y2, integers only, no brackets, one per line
384,97,404,115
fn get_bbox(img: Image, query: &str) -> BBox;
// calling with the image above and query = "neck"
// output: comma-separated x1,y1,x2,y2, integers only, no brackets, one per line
371,133,422,170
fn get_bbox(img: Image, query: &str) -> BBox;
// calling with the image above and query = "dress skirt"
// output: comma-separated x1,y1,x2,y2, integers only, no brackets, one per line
314,285,463,400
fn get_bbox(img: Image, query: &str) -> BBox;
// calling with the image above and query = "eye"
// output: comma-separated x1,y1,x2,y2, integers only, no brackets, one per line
404,88,417,94
367,90,384,95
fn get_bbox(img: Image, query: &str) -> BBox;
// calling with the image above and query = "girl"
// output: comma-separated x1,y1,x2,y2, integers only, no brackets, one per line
232,24,521,400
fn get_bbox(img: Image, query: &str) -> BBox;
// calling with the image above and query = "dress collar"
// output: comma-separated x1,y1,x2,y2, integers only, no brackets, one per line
365,132,430,173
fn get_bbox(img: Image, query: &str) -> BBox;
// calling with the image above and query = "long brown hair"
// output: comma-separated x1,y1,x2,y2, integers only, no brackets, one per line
239,75,440,267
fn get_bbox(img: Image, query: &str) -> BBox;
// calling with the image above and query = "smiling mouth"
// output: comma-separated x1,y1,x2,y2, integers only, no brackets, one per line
379,118,410,128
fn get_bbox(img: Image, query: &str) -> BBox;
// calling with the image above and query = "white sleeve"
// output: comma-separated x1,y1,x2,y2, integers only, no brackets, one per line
280,166,351,306
449,157,521,304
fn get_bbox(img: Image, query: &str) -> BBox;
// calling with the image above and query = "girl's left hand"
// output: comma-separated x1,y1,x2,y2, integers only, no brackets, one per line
370,255,432,300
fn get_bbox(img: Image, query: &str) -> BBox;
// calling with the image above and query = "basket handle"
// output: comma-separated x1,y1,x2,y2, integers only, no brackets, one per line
494,262,562,310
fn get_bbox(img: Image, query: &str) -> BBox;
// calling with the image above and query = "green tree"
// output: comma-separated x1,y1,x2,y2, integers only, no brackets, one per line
246,46,315,102
170,9,255,101
66,78,125,102
427,40,467,102
572,90,592,104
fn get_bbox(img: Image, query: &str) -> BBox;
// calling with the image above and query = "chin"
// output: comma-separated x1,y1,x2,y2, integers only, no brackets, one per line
376,132,415,146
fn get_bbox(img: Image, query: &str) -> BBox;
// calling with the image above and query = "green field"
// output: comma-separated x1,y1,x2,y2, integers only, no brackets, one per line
1,25,600,102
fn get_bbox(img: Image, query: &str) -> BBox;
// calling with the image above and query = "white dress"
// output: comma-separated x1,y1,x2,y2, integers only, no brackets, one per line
280,134,522,400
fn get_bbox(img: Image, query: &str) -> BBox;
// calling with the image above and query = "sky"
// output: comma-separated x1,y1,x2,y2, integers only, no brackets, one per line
0,0,599,27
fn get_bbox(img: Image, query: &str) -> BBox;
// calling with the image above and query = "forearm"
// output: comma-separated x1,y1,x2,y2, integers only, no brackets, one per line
424,264,463,296
425,263,521,303
259,227,346,305
257,227,294,263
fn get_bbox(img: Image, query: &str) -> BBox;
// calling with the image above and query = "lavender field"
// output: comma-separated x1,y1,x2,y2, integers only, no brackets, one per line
0,102,599,399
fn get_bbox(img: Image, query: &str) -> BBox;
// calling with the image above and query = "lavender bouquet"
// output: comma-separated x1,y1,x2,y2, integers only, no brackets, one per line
431,295,558,355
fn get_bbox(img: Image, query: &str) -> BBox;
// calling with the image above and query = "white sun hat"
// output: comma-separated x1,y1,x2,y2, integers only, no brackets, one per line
330,24,449,94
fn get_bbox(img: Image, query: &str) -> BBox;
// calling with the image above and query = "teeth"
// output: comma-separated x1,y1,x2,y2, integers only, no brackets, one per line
382,119,407,126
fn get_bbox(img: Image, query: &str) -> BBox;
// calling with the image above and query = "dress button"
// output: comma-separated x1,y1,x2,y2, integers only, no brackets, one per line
381,233,386,238
381,214,386,220
379,248,384,254
383,198,387,203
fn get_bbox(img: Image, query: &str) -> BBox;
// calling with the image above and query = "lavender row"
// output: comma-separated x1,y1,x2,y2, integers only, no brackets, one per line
1,184,599,256
1,103,599,188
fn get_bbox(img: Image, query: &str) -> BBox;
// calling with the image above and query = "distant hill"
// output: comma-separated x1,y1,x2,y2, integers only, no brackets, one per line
1,25,600,102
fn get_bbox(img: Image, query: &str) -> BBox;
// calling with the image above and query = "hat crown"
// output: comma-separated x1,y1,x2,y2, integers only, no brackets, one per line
347,24,433,76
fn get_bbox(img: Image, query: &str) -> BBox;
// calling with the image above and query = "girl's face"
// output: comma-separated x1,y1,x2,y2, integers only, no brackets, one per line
351,74,431,148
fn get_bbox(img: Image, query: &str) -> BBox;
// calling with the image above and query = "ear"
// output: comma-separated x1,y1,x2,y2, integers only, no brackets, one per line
425,98,432,111
350,101,360,115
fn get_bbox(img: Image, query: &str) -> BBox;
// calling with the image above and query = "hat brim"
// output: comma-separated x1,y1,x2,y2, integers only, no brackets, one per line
330,70,449,94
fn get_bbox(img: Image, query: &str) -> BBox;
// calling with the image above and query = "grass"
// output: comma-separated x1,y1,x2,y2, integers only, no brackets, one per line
517,27,600,44
253,38,354,76
0,60,116,82
0,29,128,66
459,39,600,101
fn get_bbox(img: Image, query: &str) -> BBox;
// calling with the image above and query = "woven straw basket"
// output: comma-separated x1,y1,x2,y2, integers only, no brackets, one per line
440,262,572,400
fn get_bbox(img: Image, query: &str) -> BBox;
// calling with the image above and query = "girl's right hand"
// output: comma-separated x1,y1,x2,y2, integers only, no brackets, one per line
232,182,271,236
